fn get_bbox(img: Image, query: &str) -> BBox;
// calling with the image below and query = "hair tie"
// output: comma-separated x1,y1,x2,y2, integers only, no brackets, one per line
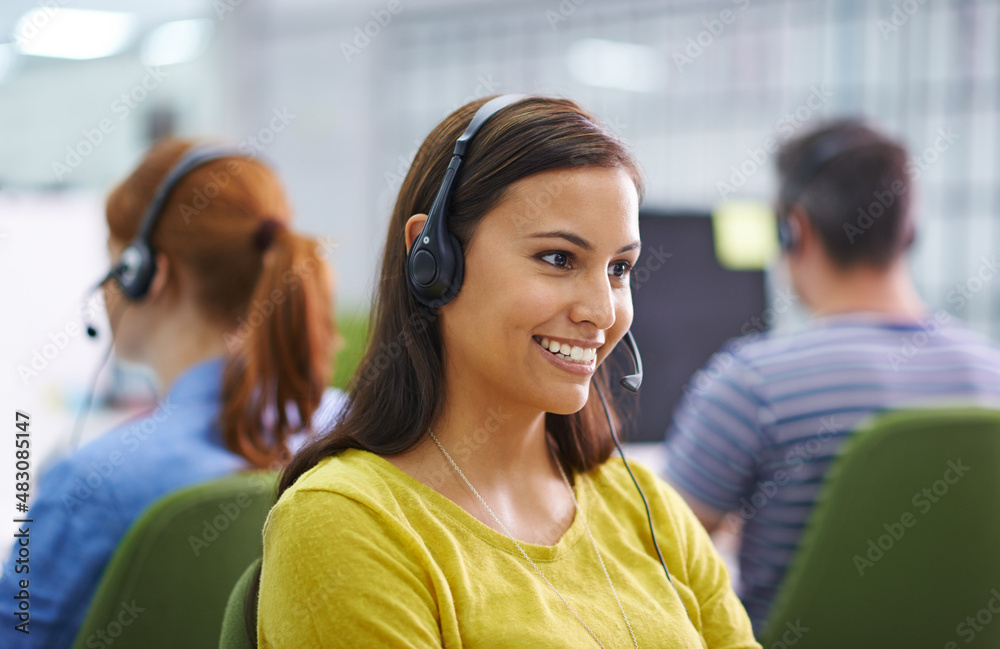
253,218,286,251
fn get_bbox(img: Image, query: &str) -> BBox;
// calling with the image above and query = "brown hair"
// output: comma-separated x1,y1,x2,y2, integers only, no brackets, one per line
106,138,337,467
776,119,914,268
279,95,644,496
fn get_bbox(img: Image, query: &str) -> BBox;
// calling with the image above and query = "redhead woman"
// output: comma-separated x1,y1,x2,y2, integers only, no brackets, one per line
257,96,759,648
0,139,343,648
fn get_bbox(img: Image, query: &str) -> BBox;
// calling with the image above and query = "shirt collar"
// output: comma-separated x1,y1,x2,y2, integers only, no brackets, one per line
810,310,939,331
165,355,226,405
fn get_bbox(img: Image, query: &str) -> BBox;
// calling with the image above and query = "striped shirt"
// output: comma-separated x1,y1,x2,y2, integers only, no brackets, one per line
662,310,1000,634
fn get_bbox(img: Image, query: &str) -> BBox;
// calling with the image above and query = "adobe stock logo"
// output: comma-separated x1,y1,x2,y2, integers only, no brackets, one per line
340,0,406,62
671,0,750,73
877,0,929,40
51,67,171,181
886,309,952,373
852,458,970,576
545,0,587,30
83,600,145,649
951,589,1000,647
843,179,907,244
716,85,833,200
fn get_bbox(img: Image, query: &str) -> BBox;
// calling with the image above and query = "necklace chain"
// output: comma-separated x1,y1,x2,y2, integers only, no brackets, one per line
428,430,639,649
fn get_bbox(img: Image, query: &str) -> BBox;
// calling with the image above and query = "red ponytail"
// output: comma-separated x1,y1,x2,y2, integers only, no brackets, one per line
106,138,337,467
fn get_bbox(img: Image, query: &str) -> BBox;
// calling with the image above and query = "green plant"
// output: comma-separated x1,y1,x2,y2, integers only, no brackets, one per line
331,308,370,390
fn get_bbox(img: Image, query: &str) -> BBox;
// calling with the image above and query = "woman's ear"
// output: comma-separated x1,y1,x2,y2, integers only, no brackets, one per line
404,214,429,254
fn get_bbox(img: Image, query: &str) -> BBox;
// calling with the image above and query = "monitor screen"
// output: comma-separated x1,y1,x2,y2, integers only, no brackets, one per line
611,210,769,442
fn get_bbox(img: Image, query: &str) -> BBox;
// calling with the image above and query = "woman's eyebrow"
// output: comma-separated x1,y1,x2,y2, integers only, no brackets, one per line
527,230,641,254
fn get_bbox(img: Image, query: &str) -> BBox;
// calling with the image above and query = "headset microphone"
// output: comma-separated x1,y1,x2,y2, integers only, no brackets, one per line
594,328,686,599
618,330,643,393
83,264,124,338
404,94,679,598
85,145,242,333
404,92,645,395
73,144,244,449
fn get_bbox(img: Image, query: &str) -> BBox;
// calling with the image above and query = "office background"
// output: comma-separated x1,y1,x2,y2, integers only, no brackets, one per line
1,0,998,542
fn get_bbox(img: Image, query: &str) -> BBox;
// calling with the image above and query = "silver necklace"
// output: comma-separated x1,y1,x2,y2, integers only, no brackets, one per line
428,430,639,649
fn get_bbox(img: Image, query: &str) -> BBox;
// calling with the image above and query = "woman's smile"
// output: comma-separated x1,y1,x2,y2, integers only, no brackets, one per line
532,334,600,376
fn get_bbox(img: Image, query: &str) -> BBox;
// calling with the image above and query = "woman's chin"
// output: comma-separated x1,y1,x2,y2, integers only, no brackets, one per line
540,389,592,416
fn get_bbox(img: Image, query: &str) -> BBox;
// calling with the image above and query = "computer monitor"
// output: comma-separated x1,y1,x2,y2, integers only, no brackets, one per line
613,209,769,442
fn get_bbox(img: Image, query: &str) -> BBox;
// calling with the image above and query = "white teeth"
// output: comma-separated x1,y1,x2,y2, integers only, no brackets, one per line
536,337,598,364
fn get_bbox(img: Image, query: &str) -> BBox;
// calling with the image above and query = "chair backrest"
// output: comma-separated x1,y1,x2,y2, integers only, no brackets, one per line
760,408,1000,649
72,471,278,649
219,559,261,649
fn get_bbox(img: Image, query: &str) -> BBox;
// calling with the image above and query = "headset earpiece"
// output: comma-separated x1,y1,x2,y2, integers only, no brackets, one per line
115,241,156,300
110,145,244,302
777,124,881,257
406,94,526,307
406,157,468,306
777,212,800,254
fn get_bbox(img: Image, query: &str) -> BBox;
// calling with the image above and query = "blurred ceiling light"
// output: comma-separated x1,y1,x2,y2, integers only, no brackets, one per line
14,8,137,60
141,19,214,67
566,38,664,93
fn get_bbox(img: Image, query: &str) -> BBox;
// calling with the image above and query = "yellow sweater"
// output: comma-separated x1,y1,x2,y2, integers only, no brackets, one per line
258,448,760,648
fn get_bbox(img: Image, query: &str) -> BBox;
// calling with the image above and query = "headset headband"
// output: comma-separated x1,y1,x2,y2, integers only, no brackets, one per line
112,145,243,300
779,125,878,214
777,124,878,252
406,94,527,307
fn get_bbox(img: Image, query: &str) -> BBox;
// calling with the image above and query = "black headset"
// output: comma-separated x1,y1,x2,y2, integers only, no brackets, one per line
777,124,877,253
95,145,244,303
403,94,644,392
400,95,680,597
406,94,525,308
74,145,245,451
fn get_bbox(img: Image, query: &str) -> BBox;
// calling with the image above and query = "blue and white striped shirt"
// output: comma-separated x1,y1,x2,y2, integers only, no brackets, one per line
662,310,1000,634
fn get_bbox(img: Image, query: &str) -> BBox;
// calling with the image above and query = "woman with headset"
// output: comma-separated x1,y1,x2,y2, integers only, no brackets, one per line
0,139,343,648
256,96,758,648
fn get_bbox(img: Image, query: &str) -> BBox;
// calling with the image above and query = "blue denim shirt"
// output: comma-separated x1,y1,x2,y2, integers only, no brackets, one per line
0,356,344,648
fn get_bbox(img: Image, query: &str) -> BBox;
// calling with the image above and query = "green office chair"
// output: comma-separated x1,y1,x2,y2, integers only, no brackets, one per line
72,471,278,649
760,408,1000,648
219,559,261,649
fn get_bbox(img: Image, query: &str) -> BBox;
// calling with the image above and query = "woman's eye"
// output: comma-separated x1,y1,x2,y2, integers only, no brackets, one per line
540,252,571,268
609,261,632,278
